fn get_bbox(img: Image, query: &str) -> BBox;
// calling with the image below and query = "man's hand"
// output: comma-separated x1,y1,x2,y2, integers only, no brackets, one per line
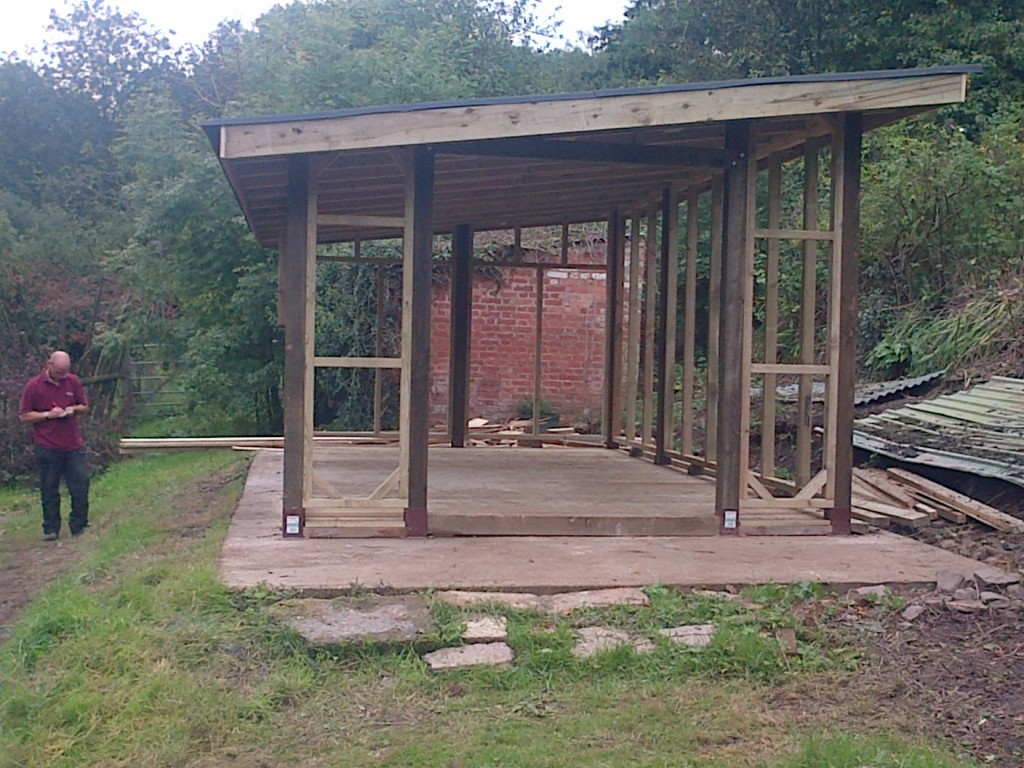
47,406,65,420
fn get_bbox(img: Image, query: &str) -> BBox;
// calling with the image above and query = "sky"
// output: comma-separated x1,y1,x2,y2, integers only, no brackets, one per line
0,0,631,58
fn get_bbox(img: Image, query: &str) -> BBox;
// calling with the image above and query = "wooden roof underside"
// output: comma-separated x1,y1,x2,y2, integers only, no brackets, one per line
206,68,972,247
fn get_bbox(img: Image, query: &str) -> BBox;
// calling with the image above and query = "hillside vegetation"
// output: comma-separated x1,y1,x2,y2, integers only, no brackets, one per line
1,0,1022,480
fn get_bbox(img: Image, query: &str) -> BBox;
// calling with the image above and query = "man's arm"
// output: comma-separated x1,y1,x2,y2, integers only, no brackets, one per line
19,408,65,423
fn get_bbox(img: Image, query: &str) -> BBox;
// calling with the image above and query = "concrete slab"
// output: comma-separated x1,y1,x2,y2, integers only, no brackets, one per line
219,450,995,594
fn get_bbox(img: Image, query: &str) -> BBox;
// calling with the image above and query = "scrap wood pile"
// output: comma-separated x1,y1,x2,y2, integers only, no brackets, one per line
465,417,587,447
852,466,1024,534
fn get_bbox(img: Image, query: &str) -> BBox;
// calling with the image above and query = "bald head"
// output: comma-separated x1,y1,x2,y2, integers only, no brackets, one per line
47,351,72,380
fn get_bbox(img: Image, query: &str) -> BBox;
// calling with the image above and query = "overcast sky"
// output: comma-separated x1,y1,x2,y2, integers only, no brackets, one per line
0,0,630,58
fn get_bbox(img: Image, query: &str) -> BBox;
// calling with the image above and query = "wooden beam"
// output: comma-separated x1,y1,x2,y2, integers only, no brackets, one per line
317,214,405,229
641,211,657,447
603,211,624,447
373,260,384,435
829,114,862,535
761,154,782,478
281,155,317,536
681,191,698,457
314,356,401,368
533,261,544,437
706,176,723,462
623,213,643,440
400,148,435,535
449,224,473,447
715,122,754,533
435,137,725,167
220,73,969,159
654,187,678,463
797,140,822,487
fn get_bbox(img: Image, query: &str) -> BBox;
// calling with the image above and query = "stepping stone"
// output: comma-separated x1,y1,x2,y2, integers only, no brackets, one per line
424,642,514,671
572,626,655,659
463,616,508,643
935,570,965,594
547,588,650,616
435,591,544,611
974,568,1021,588
660,624,716,647
267,595,433,644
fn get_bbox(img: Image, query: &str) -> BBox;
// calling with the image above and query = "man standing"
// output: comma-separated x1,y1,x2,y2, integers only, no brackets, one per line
19,351,90,540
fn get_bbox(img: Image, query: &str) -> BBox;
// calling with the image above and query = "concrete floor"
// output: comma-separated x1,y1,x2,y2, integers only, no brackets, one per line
219,449,994,594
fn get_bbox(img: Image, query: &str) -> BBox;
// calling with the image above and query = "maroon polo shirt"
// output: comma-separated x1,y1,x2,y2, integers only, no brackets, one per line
19,371,88,451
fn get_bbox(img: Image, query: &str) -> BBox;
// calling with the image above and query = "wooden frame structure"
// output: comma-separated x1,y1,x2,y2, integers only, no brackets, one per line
205,66,974,538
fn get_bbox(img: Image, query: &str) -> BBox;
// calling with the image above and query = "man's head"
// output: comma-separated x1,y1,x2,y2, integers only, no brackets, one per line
46,351,72,381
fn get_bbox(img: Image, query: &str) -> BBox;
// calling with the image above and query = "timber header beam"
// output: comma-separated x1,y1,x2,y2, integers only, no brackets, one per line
213,70,971,161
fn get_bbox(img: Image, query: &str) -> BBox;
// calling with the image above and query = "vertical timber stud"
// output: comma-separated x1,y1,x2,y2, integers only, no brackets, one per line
449,224,473,447
402,148,435,535
603,211,623,448
623,213,643,443
716,121,754,534
654,188,677,464
706,178,724,463
641,211,657,449
281,154,316,538
681,192,699,458
761,155,782,478
830,114,862,535
797,142,820,487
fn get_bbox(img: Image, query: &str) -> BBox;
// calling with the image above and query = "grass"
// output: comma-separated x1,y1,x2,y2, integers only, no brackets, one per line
0,452,978,768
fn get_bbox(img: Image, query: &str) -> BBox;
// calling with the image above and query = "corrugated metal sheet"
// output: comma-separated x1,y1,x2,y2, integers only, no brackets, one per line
853,376,1024,487
761,369,945,404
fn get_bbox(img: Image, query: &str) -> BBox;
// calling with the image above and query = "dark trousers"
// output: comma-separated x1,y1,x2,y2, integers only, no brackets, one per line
35,446,90,535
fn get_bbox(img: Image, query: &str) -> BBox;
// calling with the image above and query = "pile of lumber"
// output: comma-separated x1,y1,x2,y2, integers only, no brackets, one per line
852,467,1024,534
466,417,581,447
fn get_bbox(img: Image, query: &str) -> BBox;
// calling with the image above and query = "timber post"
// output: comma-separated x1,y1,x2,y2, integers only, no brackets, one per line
281,154,316,538
715,121,754,534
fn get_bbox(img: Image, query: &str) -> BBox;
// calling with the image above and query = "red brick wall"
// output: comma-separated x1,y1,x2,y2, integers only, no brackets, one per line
430,258,608,425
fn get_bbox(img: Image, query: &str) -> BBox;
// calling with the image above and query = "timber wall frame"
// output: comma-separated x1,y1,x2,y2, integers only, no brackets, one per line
206,66,975,538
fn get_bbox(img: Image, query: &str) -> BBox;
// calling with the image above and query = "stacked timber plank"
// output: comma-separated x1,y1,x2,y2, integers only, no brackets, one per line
851,467,1024,534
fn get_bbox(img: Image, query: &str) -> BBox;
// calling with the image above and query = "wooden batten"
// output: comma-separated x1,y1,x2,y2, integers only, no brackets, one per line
603,211,625,447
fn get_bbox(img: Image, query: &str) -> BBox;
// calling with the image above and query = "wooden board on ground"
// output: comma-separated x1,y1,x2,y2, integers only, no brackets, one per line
886,468,1024,533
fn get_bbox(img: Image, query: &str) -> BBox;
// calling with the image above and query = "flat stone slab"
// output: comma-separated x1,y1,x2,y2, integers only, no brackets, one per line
424,642,514,670
547,588,650,615
659,624,716,647
436,588,649,615
975,568,1021,588
267,595,433,644
436,591,545,611
463,616,508,643
572,626,655,659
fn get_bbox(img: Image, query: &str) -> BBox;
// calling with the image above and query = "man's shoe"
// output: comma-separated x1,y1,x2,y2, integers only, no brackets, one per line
43,532,58,541
71,526,88,537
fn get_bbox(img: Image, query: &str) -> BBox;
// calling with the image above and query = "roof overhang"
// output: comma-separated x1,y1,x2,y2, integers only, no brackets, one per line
204,66,977,248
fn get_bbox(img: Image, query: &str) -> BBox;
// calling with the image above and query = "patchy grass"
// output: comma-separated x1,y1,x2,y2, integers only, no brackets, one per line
0,452,979,768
